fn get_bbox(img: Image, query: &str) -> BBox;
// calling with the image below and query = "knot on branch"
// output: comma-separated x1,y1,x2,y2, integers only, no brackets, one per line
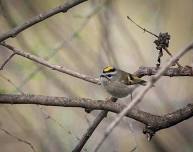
154,32,171,68
154,33,170,51
143,125,156,141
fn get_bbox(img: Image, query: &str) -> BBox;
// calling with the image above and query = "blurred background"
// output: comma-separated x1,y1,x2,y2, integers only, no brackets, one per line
0,0,193,151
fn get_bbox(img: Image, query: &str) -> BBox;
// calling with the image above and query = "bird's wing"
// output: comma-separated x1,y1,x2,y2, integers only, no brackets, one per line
127,73,147,86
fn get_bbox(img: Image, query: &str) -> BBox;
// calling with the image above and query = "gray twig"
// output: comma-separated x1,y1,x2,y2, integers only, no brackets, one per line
0,127,37,152
127,16,182,67
0,42,99,84
0,0,88,42
0,53,16,70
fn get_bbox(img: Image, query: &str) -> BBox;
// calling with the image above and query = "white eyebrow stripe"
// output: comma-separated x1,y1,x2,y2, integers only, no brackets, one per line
103,71,117,75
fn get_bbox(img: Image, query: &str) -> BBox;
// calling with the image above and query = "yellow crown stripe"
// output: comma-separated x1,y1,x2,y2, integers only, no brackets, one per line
103,66,114,72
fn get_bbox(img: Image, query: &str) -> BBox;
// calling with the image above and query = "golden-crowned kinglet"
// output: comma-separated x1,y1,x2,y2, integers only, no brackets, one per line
100,66,146,98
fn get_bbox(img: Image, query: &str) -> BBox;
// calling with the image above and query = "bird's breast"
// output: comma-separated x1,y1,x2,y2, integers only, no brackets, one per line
101,80,138,98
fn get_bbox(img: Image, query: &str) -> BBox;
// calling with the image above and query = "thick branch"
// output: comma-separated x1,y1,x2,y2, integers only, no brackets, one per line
0,94,192,133
0,0,88,42
134,66,193,77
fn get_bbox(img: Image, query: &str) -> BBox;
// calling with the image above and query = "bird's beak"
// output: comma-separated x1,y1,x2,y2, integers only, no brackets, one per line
100,74,105,78
100,74,110,80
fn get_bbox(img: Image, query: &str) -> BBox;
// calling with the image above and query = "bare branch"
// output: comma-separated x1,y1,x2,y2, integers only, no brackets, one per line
73,111,108,152
0,53,16,70
127,16,182,67
0,94,192,134
0,42,99,84
134,66,193,77
127,16,158,38
16,2,103,90
0,0,88,42
93,41,193,152
0,127,37,152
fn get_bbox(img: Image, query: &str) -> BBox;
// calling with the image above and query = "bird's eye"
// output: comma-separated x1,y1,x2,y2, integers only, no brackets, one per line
107,74,112,78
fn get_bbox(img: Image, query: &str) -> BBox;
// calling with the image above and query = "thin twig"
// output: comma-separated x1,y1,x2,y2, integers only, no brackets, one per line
0,127,37,152
127,16,158,37
0,53,16,70
0,0,88,42
0,74,24,94
39,106,84,143
0,42,99,84
93,41,193,152
127,16,182,67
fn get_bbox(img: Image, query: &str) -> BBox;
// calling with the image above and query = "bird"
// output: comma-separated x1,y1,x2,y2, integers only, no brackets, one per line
100,66,146,98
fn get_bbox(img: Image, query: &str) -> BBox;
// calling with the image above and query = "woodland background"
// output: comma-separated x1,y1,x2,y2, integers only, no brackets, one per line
0,0,193,152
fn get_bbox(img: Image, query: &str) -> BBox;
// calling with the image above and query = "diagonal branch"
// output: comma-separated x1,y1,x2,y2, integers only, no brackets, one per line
0,53,16,70
73,111,108,152
0,42,99,84
0,127,37,152
0,0,88,42
72,97,117,152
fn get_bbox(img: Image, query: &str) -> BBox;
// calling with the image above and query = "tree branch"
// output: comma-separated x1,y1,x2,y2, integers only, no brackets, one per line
134,66,193,77
73,111,108,152
0,42,99,84
0,94,192,135
0,0,88,42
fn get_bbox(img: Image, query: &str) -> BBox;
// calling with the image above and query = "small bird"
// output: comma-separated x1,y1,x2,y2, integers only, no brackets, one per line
100,66,146,98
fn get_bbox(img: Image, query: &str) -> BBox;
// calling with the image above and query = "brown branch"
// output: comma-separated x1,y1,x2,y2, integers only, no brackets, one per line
127,16,158,38
0,42,99,84
0,0,88,42
0,94,192,134
0,53,16,70
134,66,193,77
73,111,108,152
